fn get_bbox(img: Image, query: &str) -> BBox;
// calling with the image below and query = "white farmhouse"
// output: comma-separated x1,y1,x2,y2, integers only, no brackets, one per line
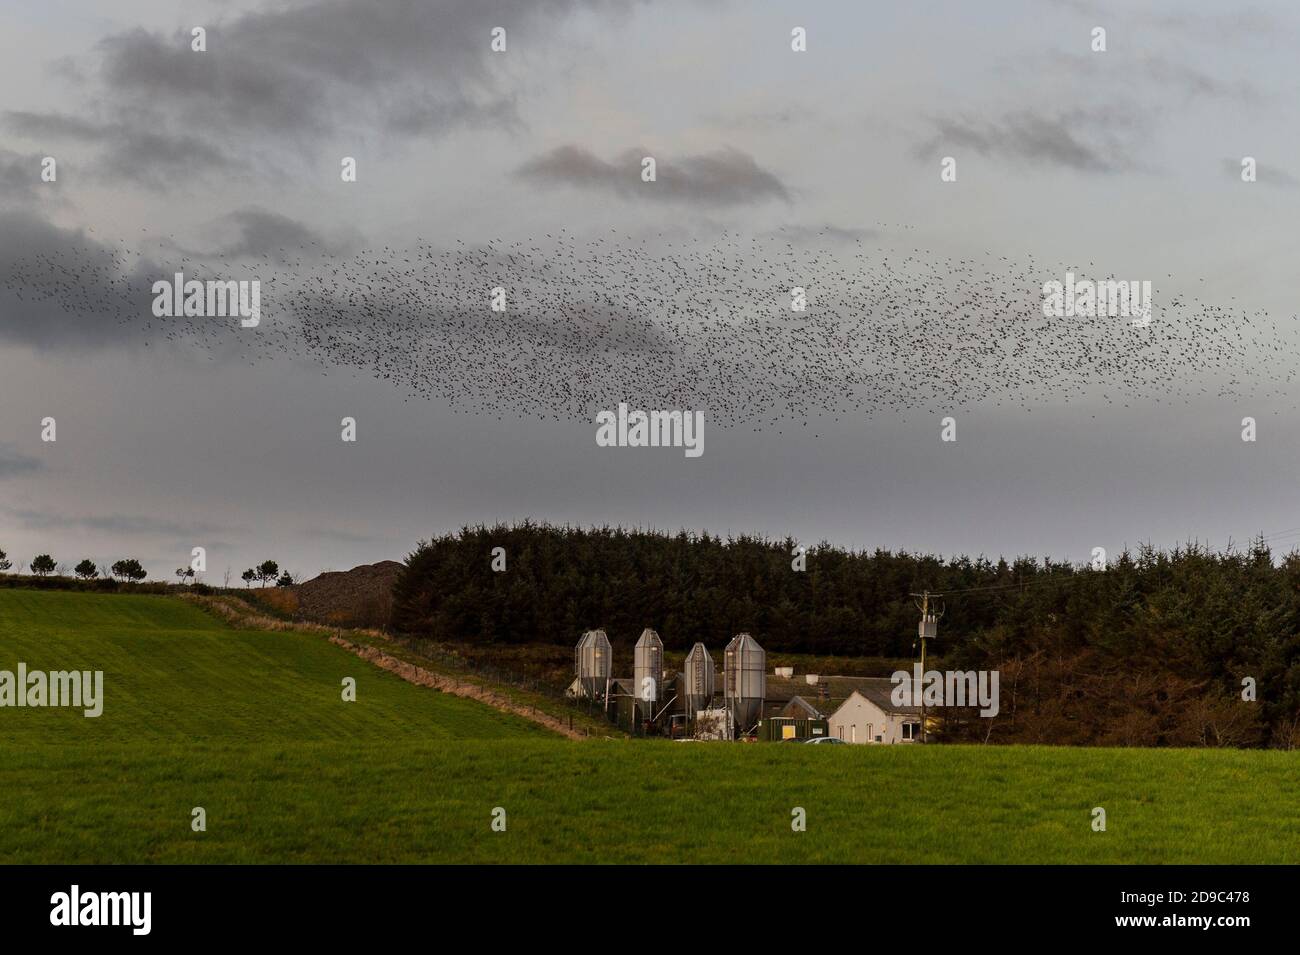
827,679,923,744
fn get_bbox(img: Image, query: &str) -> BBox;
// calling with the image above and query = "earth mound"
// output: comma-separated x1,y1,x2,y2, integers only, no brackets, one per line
295,560,404,628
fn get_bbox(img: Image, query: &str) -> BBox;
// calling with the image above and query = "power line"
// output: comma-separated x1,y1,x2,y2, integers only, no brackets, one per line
933,573,1087,597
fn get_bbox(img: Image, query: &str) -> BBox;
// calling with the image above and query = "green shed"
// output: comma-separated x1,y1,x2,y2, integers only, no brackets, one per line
757,716,830,742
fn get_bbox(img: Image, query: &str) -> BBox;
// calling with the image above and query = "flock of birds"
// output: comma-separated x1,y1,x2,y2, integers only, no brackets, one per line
7,226,1298,431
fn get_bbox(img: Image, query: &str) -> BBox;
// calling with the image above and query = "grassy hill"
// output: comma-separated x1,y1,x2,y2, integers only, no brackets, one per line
0,589,544,743
2,589,1298,863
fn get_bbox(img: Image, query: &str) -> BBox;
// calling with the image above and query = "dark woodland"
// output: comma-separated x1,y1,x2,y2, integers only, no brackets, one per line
392,523,1300,747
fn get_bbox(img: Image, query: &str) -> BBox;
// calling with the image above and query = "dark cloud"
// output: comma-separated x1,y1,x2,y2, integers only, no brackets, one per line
914,109,1141,173
0,445,43,478
1,505,227,538
5,1,642,188
382,95,521,138
0,150,45,205
0,210,158,350
3,111,233,189
91,0,633,138
1137,55,1261,102
205,208,360,263
99,127,235,189
516,145,790,205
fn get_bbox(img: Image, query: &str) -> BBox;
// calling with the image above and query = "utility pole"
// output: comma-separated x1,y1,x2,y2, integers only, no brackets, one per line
910,590,944,743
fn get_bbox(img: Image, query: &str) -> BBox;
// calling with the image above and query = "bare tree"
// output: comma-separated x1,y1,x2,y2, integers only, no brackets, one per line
1273,712,1300,750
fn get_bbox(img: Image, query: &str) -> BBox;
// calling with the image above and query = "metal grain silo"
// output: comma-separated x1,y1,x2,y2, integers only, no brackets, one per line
574,629,612,699
633,628,664,716
724,633,766,733
683,642,715,717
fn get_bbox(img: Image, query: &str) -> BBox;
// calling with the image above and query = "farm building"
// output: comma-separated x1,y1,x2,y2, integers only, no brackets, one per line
763,675,923,743
763,674,873,718
756,715,830,742
568,630,927,742
827,682,923,744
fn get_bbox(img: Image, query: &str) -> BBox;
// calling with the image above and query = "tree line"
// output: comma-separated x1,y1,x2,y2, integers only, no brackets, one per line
1,548,150,582
0,547,296,588
392,522,1082,655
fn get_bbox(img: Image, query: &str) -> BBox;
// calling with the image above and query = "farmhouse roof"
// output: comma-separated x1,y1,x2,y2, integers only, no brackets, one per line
766,675,921,716
766,675,900,705
780,695,828,718
849,680,922,716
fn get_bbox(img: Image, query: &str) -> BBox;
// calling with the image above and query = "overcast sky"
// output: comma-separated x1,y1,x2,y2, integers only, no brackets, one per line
3,0,1300,582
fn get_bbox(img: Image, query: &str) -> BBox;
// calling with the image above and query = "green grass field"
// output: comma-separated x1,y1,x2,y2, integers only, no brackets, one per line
2,589,1297,863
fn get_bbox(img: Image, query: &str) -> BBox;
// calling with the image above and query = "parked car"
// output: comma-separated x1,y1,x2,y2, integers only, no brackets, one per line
803,736,846,745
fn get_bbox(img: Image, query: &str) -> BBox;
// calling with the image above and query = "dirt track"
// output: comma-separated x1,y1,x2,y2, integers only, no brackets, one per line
328,635,587,740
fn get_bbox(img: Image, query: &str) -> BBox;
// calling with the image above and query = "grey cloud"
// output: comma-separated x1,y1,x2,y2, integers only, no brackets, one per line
1137,55,1261,102
1043,54,1264,104
1044,0,1105,13
97,26,327,134
7,1,642,188
1047,0,1285,41
4,110,232,189
0,150,45,205
99,127,234,189
47,55,90,86
384,97,522,138
3,111,106,140
301,526,392,545
516,145,790,206
1221,157,1297,187
1145,7,1286,42
2,506,228,538
0,210,158,350
0,445,44,478
915,109,1141,173
205,208,360,263
92,0,633,139
767,224,879,244
702,106,807,131
0,207,325,358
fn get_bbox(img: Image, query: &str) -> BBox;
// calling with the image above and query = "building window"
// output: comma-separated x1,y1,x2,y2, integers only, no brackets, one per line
902,722,920,740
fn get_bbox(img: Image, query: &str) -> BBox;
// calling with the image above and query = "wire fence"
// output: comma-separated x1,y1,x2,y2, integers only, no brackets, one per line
379,633,622,733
